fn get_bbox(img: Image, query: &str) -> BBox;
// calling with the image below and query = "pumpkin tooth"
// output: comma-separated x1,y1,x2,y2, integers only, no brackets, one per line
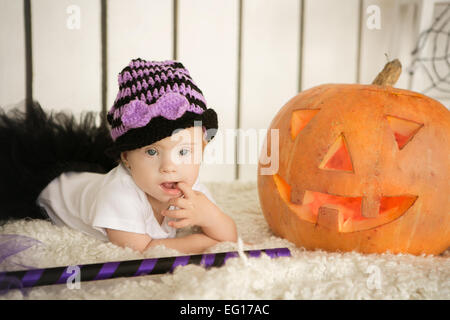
316,205,344,231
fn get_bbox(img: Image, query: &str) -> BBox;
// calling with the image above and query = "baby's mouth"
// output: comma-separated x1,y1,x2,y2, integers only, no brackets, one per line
160,181,181,195
161,182,177,189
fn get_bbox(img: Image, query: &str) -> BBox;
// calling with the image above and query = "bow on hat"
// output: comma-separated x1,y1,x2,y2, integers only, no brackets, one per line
120,92,204,132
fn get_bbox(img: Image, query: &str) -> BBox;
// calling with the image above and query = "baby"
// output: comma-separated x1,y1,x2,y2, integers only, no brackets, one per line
1,58,237,254
107,125,238,253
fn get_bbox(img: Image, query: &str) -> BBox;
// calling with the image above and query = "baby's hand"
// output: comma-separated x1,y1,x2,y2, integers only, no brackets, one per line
161,182,219,229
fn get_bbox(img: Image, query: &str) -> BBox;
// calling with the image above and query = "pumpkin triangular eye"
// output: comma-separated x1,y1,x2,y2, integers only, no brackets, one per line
386,115,423,150
290,109,320,140
319,133,353,172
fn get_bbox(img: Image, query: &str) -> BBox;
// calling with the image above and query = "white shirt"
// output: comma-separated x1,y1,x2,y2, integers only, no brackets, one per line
36,163,216,241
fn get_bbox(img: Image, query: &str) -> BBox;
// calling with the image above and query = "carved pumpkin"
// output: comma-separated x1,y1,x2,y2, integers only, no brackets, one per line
257,60,450,255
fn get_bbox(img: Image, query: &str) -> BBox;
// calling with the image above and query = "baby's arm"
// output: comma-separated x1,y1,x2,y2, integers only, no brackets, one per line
105,228,218,254
179,206,237,243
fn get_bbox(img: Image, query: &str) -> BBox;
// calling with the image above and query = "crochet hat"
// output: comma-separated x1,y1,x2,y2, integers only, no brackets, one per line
105,58,218,158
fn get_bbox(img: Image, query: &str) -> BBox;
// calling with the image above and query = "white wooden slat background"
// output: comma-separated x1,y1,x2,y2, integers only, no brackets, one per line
239,0,300,180
32,0,101,113
0,0,26,108
177,0,239,182
302,0,360,89
1,0,449,182
107,0,174,110
360,0,417,88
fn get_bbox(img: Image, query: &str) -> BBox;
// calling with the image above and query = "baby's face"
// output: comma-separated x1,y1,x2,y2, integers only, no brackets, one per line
121,126,205,204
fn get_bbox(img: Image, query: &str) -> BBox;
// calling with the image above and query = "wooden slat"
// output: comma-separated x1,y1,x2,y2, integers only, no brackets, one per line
302,0,360,89
107,0,173,115
32,0,101,114
0,0,26,109
178,0,239,182
359,0,415,88
239,0,300,181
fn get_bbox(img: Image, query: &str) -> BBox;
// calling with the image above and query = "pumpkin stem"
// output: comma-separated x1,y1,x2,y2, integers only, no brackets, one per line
371,59,402,86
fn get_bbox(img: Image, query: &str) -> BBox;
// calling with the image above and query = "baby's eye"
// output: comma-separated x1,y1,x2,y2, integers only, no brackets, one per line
179,148,190,156
146,148,158,156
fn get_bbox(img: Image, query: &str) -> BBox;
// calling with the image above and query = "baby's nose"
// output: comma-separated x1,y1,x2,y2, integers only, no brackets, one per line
160,165,176,173
160,156,177,173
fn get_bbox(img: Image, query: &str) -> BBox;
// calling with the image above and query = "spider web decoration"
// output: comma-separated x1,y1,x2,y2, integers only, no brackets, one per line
409,4,450,95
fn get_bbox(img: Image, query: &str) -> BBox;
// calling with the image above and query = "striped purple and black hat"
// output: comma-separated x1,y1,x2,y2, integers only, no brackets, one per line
105,58,218,158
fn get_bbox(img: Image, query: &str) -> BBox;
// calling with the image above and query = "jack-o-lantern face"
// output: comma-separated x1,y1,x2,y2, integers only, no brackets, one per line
274,110,422,233
258,84,450,255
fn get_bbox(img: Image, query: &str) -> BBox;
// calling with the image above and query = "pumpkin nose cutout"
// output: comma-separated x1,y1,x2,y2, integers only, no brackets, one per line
318,133,353,172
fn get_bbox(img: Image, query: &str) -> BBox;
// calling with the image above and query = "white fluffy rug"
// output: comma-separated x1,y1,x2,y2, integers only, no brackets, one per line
1,181,449,300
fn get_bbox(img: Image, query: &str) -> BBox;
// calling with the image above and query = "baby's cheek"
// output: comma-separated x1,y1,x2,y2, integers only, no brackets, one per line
132,174,157,193
184,168,201,185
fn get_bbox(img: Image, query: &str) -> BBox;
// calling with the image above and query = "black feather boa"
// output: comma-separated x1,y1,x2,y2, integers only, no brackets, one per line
0,101,117,223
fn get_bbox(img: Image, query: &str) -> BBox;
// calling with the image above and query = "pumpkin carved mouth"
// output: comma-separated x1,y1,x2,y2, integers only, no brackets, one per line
273,174,417,233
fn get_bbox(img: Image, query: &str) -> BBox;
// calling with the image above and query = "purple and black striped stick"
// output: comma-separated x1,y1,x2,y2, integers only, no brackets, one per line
0,247,290,291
